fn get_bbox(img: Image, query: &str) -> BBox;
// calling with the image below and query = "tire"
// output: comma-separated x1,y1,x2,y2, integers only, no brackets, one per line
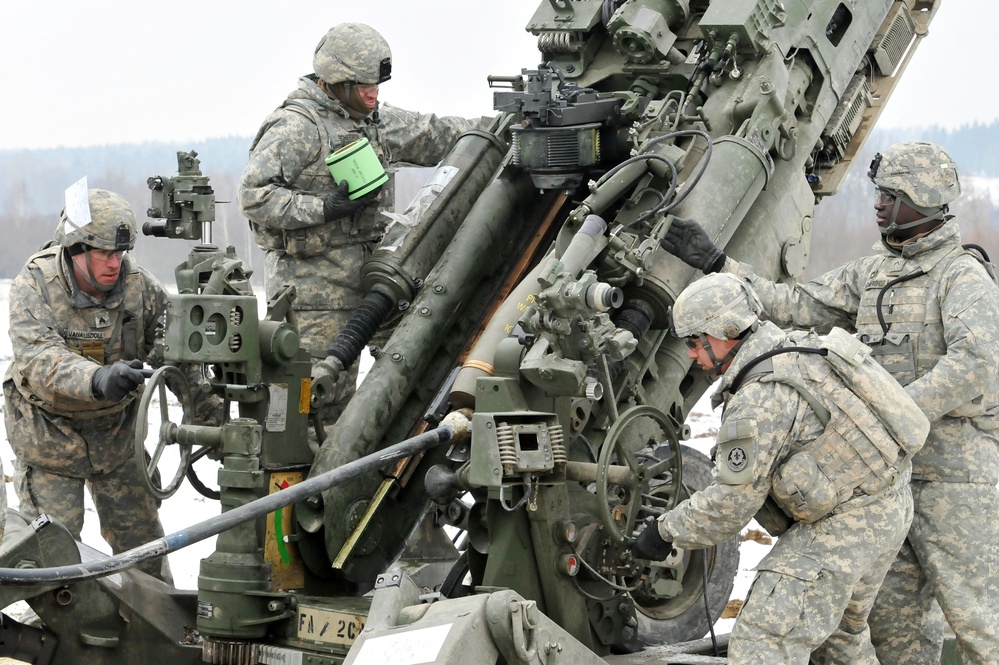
634,445,739,646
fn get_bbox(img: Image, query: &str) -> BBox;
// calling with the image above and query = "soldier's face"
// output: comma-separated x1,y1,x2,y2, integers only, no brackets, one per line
686,335,737,374
874,188,924,233
73,248,124,288
356,83,379,110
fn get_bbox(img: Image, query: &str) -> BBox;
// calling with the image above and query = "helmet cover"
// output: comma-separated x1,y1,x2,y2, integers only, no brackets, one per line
55,188,136,251
867,141,960,208
670,273,762,340
313,22,392,85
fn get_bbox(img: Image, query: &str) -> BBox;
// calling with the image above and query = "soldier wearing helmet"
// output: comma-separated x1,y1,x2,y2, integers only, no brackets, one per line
238,22,488,435
668,272,763,377
3,183,220,583
55,188,137,295
659,142,999,664
868,141,961,241
635,272,926,664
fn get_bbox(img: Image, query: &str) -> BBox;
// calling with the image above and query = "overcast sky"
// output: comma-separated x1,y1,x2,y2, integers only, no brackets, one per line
0,1,990,152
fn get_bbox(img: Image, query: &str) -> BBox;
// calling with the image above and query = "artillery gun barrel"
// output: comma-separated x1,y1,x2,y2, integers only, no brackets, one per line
300,171,539,579
313,128,509,401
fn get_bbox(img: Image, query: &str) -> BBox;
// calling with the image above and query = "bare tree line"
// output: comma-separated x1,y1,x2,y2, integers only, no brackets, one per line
1,131,996,290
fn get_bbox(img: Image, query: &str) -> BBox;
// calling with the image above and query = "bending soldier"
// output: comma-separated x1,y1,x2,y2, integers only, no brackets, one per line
632,272,928,664
660,141,999,664
238,22,487,431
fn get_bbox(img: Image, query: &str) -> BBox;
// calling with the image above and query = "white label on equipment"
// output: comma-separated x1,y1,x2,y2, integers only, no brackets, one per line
266,383,289,431
296,606,366,646
351,623,453,664
259,645,303,665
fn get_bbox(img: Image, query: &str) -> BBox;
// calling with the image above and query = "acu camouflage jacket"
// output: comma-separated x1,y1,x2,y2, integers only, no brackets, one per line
239,75,478,257
726,220,999,484
5,245,166,419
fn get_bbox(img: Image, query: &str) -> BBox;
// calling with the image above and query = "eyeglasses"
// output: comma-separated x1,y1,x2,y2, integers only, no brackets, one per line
353,82,379,94
684,337,700,350
90,249,125,261
875,187,897,206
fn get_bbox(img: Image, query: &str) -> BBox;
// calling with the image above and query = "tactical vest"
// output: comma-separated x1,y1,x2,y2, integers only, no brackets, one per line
6,247,146,419
733,328,928,524
247,97,393,257
856,245,995,393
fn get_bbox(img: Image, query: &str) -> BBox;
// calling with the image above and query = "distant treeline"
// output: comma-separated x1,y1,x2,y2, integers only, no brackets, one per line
0,138,430,284
809,123,999,278
0,122,997,284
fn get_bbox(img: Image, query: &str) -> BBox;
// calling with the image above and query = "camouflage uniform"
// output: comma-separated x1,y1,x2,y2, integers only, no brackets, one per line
0,459,6,542
658,306,922,663
4,243,176,581
238,73,479,422
723,218,999,663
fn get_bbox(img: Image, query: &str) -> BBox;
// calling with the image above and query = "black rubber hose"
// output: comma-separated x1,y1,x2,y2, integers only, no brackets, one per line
603,299,656,379
0,424,458,585
325,289,395,367
613,299,655,341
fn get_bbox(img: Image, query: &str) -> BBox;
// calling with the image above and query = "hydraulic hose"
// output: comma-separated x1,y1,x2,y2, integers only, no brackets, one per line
0,410,471,585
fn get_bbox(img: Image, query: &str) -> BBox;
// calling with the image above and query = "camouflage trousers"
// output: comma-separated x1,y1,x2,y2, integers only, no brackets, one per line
265,243,367,438
868,480,999,665
13,458,172,583
729,479,912,664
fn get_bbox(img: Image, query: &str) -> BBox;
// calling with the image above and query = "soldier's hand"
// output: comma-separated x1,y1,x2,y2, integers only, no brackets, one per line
322,180,369,221
630,518,675,561
92,359,146,402
661,217,726,274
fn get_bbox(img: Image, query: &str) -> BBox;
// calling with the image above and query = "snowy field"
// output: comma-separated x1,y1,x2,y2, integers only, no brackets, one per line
0,277,768,637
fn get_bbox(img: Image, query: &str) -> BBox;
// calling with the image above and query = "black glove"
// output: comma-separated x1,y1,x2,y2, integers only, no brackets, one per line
661,217,726,274
91,359,145,402
322,180,369,221
630,519,675,561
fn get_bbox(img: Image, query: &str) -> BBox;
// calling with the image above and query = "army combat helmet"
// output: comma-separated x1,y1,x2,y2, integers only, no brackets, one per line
868,141,960,237
313,22,392,86
56,188,136,292
670,273,761,375
56,189,137,252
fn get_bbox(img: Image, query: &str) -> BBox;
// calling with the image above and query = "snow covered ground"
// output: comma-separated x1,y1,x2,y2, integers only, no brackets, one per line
0,277,766,637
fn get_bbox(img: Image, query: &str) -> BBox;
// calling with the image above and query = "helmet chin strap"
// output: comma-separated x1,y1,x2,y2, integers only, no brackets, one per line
76,252,117,294
882,195,947,238
699,333,746,378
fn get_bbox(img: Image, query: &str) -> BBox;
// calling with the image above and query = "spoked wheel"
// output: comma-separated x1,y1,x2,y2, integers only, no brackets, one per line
134,365,196,500
631,446,740,645
595,405,683,544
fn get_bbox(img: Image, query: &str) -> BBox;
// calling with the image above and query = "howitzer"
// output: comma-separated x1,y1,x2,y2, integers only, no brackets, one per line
293,0,940,655
0,1,943,663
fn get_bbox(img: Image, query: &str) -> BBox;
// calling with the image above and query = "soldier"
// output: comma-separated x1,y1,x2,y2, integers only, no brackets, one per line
631,272,928,663
3,186,212,582
238,22,486,427
659,141,999,663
